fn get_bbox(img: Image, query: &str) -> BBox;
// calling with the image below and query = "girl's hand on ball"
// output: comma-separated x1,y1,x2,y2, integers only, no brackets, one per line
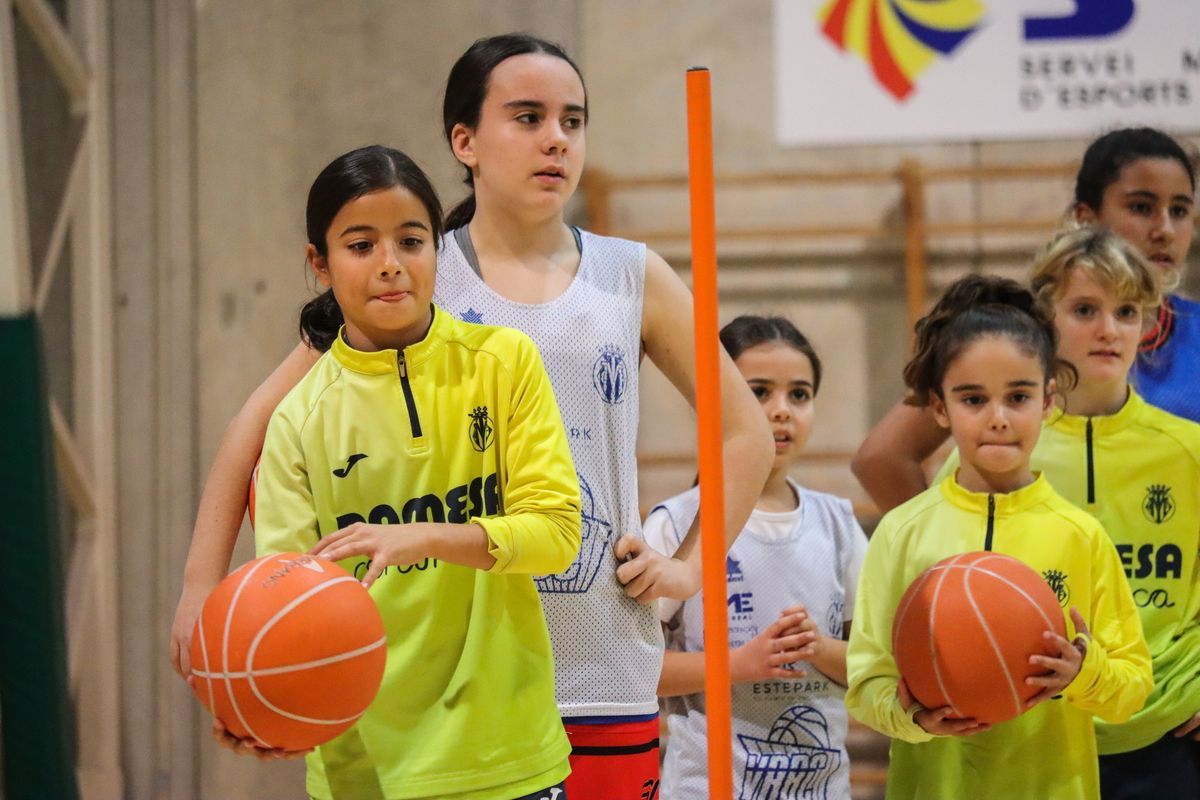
898,678,991,737
211,719,311,761
730,606,812,682
309,522,432,587
1025,607,1089,709
170,582,213,679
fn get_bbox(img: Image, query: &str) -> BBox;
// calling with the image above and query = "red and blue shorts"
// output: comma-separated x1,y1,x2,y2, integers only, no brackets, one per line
562,715,660,800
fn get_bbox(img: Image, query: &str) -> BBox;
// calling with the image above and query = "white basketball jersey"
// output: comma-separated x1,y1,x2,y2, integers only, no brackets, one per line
435,227,663,717
649,482,867,800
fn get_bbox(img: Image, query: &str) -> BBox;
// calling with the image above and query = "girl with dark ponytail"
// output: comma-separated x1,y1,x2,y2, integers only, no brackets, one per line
431,34,770,799
207,144,581,799
296,145,443,351
172,33,773,800
846,273,1152,800
440,34,585,233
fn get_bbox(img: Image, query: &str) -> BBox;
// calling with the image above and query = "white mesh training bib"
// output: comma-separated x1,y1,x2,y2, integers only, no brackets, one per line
435,227,663,717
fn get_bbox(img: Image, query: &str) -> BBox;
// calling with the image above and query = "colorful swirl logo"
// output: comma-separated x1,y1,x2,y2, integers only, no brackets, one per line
818,0,985,101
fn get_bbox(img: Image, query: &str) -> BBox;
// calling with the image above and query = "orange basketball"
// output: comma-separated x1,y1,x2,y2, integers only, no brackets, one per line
892,551,1067,725
190,552,387,751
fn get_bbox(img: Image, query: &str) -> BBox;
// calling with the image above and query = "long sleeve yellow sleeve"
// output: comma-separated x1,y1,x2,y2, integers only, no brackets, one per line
479,336,581,575
845,514,934,744
1061,530,1152,723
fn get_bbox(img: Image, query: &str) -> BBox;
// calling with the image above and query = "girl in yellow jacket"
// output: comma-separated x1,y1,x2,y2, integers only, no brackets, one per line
222,145,582,800
935,226,1200,796
1025,226,1200,796
846,273,1152,800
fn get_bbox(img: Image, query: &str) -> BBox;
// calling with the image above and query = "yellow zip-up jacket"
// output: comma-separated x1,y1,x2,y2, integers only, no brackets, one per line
937,389,1200,754
846,475,1151,800
1035,390,1200,754
254,305,581,800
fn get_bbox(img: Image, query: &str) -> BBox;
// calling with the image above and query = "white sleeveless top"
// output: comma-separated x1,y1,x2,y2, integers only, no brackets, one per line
646,481,867,800
434,227,663,717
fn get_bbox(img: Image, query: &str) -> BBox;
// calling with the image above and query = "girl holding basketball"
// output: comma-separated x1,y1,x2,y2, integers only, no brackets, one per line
171,33,772,799
935,226,1200,797
845,274,1152,799
852,127,1197,512
644,315,867,800
236,144,581,799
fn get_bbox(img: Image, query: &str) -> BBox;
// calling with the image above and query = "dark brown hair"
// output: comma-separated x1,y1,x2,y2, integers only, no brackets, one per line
299,145,442,352
442,33,587,231
1075,127,1196,212
903,274,1074,406
719,315,822,395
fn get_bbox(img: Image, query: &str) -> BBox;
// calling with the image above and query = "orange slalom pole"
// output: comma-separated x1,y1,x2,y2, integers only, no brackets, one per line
686,65,733,800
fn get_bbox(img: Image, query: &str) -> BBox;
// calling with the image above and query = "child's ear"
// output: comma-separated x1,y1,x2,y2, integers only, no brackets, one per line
450,123,478,171
1043,378,1057,418
1073,203,1098,224
929,392,951,430
308,244,332,288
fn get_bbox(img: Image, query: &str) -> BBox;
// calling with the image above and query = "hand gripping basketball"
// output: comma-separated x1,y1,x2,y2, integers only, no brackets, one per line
892,551,1068,726
189,552,387,752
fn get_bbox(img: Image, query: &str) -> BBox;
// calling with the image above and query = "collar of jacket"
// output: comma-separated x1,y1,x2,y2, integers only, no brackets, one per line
330,304,449,375
938,471,1054,516
1047,387,1145,436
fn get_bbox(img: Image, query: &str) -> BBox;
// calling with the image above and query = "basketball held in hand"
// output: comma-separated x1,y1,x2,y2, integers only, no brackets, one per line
892,551,1067,725
190,552,387,751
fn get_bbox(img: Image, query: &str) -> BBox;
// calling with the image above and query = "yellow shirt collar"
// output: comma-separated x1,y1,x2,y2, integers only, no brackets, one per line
330,304,448,375
1047,387,1144,436
939,471,1054,515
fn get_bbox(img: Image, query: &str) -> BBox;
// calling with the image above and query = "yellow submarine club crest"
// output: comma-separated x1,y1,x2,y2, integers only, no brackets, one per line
818,0,985,101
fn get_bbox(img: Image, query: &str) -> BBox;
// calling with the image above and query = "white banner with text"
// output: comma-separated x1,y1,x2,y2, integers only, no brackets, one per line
775,0,1200,145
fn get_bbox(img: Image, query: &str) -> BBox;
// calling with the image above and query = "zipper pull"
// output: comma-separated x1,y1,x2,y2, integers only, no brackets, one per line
398,353,407,378
984,494,996,551
1085,417,1095,504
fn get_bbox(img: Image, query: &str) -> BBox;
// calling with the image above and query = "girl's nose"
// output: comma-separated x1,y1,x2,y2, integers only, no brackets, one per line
1150,208,1174,242
544,121,569,152
1098,311,1117,339
378,246,401,276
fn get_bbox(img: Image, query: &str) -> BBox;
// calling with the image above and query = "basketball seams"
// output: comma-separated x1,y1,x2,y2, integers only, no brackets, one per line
927,553,969,718
246,633,386,729
193,553,387,751
193,635,387,680
244,576,384,725
921,561,1060,633
249,651,383,727
934,559,1059,633
243,575,364,674
195,614,217,714
922,554,1062,721
222,554,277,748
962,561,1023,719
